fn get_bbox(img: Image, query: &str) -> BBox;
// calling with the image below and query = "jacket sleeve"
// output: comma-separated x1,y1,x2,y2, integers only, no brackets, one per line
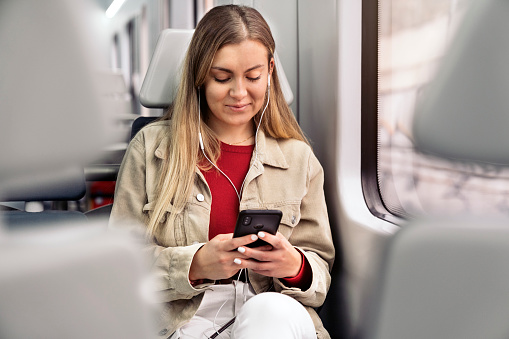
109,133,211,302
273,150,335,308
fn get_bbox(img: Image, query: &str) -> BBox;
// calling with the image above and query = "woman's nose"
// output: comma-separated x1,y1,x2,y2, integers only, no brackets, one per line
229,79,247,99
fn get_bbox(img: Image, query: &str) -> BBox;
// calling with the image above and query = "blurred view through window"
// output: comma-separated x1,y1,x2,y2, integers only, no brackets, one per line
378,0,509,218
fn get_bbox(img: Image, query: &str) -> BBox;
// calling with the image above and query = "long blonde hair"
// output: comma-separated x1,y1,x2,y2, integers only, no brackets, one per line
147,5,308,237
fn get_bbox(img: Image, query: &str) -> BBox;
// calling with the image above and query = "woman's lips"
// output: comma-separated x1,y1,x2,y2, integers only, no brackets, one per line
226,103,250,112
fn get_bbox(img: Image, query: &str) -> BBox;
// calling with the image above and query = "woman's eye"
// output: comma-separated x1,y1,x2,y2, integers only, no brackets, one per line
247,75,261,82
213,75,261,83
214,77,230,83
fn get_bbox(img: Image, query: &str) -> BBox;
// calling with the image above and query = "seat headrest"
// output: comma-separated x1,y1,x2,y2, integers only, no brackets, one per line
0,0,107,184
140,29,193,109
368,216,509,339
0,166,86,202
413,0,509,165
139,29,294,109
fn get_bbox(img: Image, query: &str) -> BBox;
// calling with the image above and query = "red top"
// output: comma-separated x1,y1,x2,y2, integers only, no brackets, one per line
200,142,311,289
201,142,254,240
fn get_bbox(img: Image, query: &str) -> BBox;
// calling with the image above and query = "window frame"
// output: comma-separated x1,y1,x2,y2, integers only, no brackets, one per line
361,0,403,224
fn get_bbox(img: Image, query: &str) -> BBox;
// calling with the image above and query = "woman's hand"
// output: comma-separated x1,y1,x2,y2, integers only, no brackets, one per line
189,233,259,281
234,232,302,278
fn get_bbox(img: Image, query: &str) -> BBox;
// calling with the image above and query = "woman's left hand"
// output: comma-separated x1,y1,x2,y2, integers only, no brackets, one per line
234,232,302,278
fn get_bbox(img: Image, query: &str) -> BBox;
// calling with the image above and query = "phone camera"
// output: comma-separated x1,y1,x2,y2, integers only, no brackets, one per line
242,216,252,226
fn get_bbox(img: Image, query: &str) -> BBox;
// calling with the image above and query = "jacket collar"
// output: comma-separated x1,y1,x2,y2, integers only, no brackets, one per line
151,120,171,160
154,129,289,170
254,130,289,169
154,137,169,160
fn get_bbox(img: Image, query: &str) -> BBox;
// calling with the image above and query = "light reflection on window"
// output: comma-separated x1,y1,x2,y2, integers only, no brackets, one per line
378,0,509,218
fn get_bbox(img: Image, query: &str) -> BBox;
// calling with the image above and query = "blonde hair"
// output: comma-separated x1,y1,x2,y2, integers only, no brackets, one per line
147,5,308,237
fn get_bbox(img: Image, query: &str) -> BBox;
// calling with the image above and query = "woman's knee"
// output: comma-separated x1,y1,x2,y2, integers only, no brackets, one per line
243,292,305,318
232,292,316,339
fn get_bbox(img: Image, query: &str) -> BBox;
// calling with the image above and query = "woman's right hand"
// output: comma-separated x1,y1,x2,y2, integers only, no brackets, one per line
189,233,262,281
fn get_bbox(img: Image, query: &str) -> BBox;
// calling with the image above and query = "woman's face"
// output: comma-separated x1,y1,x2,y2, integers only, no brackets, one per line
204,39,273,138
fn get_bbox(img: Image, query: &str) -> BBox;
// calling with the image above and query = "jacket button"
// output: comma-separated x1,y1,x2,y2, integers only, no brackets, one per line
196,193,204,202
158,328,168,336
291,216,297,224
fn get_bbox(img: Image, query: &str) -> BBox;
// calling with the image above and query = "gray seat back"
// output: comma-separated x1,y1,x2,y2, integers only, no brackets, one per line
367,218,509,339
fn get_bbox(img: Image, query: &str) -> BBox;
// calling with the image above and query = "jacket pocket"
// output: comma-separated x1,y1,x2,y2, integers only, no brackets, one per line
143,201,185,247
266,202,301,239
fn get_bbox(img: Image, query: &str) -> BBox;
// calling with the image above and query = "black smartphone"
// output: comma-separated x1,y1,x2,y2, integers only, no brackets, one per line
233,209,282,247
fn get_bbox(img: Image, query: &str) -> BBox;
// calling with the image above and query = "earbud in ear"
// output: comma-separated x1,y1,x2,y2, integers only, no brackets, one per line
268,74,271,87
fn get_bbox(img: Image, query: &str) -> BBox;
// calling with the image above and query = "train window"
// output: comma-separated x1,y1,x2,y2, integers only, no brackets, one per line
161,0,196,29
139,6,150,116
160,0,171,29
366,0,509,220
111,34,121,69
127,18,141,115
196,0,214,23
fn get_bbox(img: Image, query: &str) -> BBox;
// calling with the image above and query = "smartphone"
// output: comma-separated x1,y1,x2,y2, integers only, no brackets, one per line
233,209,282,247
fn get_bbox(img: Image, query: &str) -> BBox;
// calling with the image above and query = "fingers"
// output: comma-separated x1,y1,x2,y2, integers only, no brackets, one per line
238,249,278,265
209,233,259,251
228,233,260,250
233,232,302,278
190,233,256,281
232,244,263,267
214,231,282,252
254,231,283,248
234,232,282,261
232,254,277,276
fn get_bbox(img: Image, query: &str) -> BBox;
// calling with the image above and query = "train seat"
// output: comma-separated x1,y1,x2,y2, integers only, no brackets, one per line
84,199,114,224
365,218,509,339
83,115,158,223
412,0,509,165
84,116,158,223
0,1,156,338
130,116,159,140
0,166,88,229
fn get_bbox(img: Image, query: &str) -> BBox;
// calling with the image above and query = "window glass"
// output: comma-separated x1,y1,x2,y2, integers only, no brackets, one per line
195,0,214,24
378,0,509,218
111,34,121,69
127,18,141,115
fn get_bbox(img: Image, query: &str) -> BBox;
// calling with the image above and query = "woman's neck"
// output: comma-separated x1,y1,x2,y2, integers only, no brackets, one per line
222,135,254,146
208,121,255,145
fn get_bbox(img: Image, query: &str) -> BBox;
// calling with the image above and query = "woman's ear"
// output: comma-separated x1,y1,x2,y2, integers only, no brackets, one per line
269,57,275,76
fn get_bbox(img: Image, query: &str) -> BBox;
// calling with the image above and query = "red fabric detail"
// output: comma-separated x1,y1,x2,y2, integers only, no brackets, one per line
201,142,254,240
190,278,213,287
280,249,312,290
90,181,116,209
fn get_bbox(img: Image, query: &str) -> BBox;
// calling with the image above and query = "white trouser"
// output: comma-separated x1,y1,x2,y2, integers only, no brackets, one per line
172,281,316,339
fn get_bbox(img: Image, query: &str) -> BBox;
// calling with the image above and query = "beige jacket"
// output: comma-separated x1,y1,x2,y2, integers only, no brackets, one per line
110,120,335,339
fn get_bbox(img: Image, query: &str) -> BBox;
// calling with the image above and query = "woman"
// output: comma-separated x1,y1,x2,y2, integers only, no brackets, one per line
110,5,334,339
